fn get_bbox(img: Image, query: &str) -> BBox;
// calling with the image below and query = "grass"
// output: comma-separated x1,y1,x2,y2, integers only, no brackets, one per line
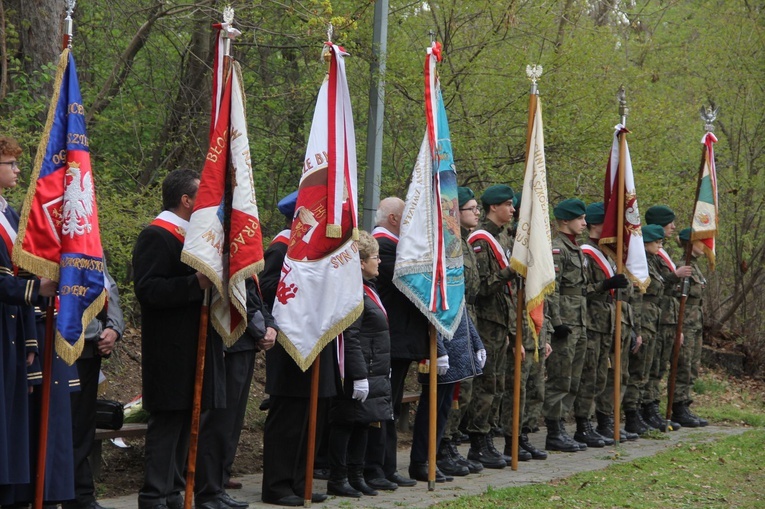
431,369,765,509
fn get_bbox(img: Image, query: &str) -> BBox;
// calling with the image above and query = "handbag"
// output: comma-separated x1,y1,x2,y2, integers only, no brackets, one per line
95,399,124,430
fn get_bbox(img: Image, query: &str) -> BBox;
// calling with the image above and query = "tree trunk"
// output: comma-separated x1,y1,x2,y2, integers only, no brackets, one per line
18,0,63,96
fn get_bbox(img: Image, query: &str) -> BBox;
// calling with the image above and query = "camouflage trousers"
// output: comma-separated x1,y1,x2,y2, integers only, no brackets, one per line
543,325,586,420
523,349,546,430
646,324,677,403
465,321,508,435
499,346,531,437
674,325,703,402
445,377,473,438
623,327,658,410
596,325,631,415
574,329,612,419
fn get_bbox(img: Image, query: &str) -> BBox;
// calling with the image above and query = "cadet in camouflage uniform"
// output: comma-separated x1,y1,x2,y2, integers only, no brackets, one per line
575,202,629,447
543,199,595,452
464,185,516,469
523,316,551,438
440,187,486,475
644,206,691,429
624,224,666,431
670,228,708,427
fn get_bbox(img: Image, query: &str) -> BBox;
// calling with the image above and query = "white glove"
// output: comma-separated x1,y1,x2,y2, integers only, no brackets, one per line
436,355,450,376
476,349,487,369
352,379,369,403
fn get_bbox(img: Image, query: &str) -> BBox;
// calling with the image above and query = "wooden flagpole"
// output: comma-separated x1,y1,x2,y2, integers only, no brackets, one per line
612,86,629,443
184,9,235,508
666,109,714,423
428,324,437,490
34,5,75,505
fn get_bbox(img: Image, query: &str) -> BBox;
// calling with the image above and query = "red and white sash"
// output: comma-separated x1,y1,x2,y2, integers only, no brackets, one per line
657,248,677,272
582,243,615,295
0,211,17,259
468,229,511,292
372,225,398,244
150,210,189,245
364,284,387,320
269,229,290,248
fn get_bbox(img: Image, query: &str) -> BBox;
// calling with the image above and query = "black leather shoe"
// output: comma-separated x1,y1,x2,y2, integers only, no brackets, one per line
262,495,302,507
219,492,249,509
311,493,327,503
313,468,330,480
386,472,416,487
327,480,362,498
366,477,399,490
196,500,224,509
408,462,451,483
165,494,183,509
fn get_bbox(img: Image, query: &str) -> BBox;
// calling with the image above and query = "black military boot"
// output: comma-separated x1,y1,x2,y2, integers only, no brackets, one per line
519,428,547,460
574,417,609,447
685,400,708,427
450,440,483,473
348,466,378,496
327,467,362,498
671,401,701,427
502,436,532,461
560,418,587,450
625,408,653,435
544,418,580,452
642,402,666,431
467,434,506,469
436,439,469,477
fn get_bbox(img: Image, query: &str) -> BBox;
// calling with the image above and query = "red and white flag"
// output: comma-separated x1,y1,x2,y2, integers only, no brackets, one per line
510,97,555,340
271,43,363,371
181,26,264,345
599,124,650,291
691,132,718,270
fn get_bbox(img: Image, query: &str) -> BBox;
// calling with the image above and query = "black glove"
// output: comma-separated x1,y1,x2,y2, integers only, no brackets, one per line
552,324,572,340
603,273,629,290
630,331,638,352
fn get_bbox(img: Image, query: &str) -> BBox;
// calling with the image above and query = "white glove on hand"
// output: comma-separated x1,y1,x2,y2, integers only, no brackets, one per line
476,349,487,369
436,355,450,376
352,379,369,403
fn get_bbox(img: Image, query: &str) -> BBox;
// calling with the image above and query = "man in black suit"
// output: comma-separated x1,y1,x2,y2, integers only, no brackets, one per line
133,169,224,509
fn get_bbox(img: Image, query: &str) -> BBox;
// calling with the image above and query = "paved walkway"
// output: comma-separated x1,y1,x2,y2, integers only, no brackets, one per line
102,425,745,509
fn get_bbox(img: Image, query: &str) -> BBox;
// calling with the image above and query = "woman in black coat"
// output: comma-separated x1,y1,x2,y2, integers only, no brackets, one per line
327,231,393,498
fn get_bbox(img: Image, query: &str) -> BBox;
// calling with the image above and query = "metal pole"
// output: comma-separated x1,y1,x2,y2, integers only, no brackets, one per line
362,0,388,231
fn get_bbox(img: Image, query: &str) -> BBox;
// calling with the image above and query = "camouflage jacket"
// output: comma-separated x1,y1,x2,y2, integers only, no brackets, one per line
672,257,706,330
470,218,514,328
548,233,587,328
461,225,481,326
639,253,665,335
656,247,682,325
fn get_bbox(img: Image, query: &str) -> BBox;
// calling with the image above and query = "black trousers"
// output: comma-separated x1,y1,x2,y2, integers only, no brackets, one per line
328,422,368,476
410,382,455,464
221,349,256,485
139,410,191,509
64,355,101,509
364,359,411,480
261,396,329,503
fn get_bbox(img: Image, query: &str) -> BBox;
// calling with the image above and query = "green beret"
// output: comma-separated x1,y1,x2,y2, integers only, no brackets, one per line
513,191,522,209
642,224,665,243
585,202,605,225
678,227,691,242
458,187,475,208
645,205,675,226
553,198,586,220
481,184,514,206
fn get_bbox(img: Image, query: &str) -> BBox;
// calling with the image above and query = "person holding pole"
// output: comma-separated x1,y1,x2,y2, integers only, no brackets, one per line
133,169,222,509
669,228,708,427
643,206,693,428
463,184,516,469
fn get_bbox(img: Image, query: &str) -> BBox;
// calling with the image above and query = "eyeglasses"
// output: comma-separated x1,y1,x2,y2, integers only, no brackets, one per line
366,255,380,261
0,161,19,169
460,206,480,213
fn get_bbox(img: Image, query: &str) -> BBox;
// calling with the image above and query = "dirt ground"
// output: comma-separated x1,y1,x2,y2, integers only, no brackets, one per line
95,329,763,499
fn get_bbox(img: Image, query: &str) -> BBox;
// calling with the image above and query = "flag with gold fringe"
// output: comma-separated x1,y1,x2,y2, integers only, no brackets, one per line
181,24,264,346
271,43,363,371
691,132,718,270
392,42,464,339
510,98,555,341
599,124,650,292
13,49,106,365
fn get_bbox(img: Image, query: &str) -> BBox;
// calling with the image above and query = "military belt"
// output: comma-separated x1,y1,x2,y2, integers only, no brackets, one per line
559,286,586,296
685,297,701,306
588,294,613,303
642,295,661,303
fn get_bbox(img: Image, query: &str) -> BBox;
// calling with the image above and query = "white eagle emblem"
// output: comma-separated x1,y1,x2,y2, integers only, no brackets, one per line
62,162,95,238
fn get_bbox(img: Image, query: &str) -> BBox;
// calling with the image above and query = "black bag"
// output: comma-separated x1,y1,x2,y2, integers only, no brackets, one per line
95,399,124,430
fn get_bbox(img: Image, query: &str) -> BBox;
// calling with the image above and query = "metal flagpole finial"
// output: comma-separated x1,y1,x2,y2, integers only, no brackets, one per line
223,5,234,25
65,0,76,46
617,84,629,124
700,104,719,133
428,30,436,44
526,64,542,95
327,23,334,43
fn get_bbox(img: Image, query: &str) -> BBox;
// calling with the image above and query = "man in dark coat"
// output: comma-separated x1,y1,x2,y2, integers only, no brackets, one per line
365,197,424,490
133,169,223,509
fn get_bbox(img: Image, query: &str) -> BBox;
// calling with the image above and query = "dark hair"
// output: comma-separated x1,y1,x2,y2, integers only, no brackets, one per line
162,169,199,210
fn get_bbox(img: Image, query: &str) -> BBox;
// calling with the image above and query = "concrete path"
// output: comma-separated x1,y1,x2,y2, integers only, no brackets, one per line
102,425,746,509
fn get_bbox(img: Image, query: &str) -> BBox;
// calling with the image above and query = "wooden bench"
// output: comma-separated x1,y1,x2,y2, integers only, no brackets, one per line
398,392,420,432
91,423,148,478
